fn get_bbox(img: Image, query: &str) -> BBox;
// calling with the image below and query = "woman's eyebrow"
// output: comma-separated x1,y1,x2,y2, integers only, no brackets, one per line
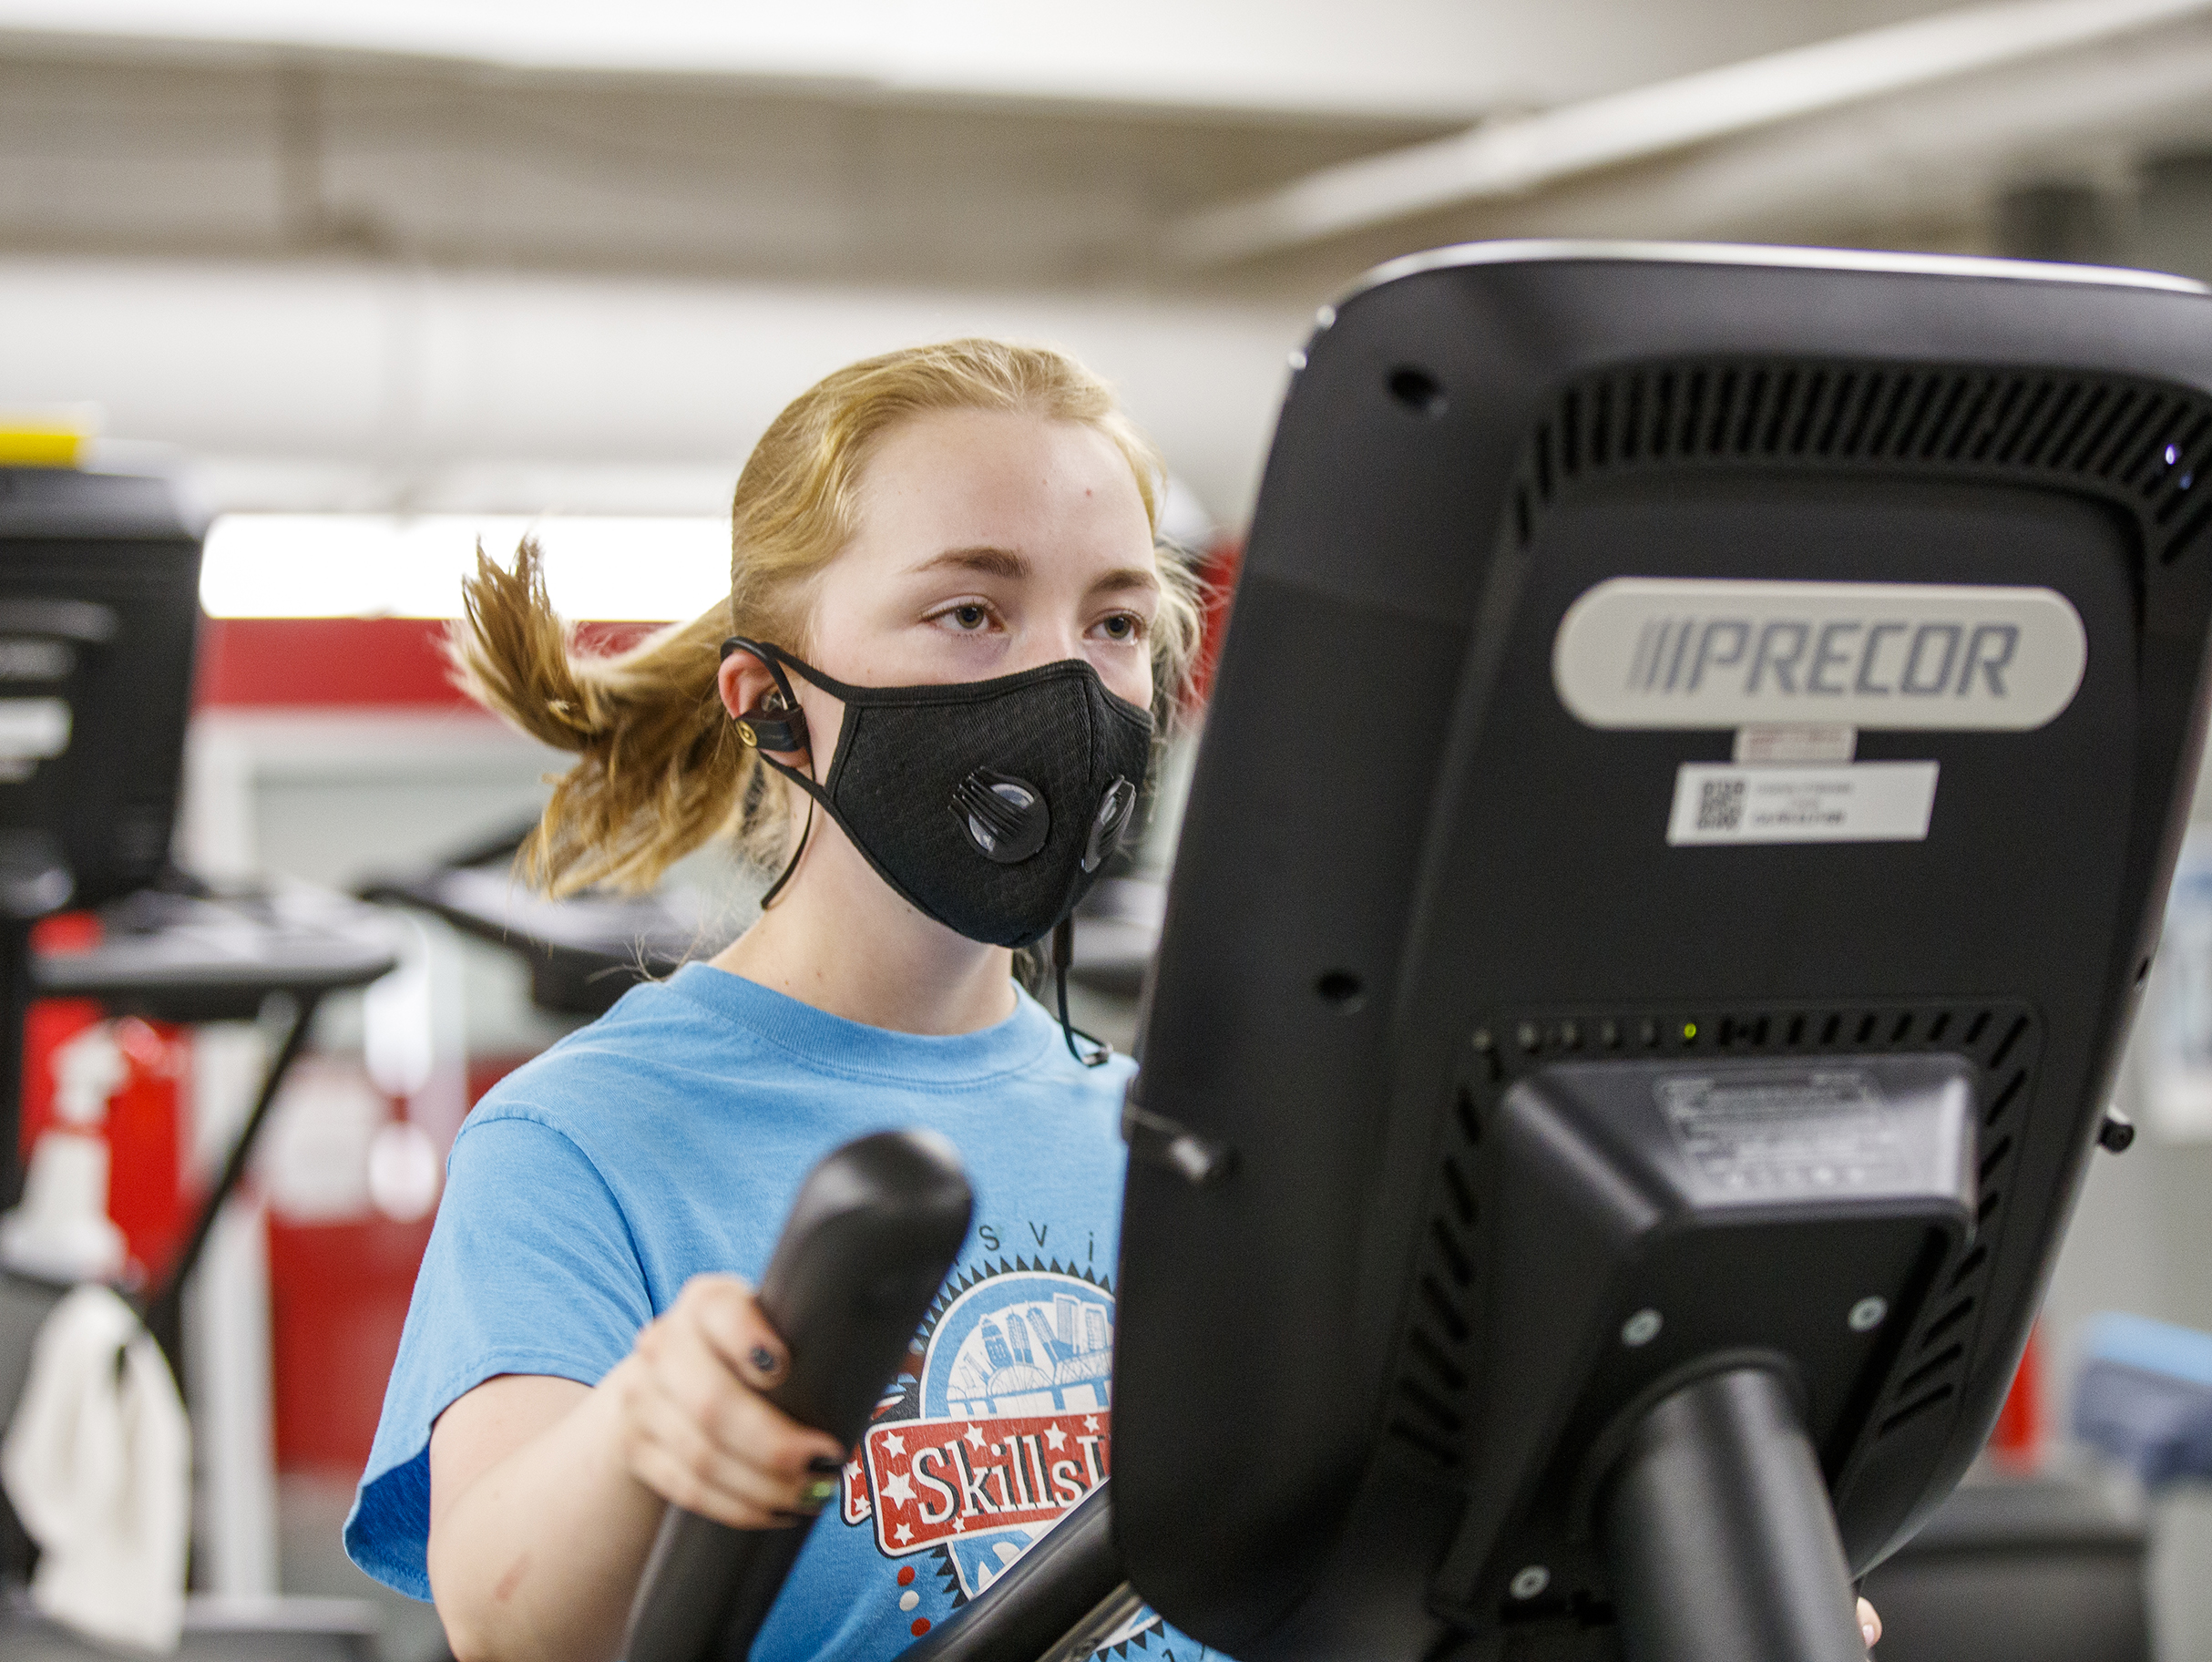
1089,566,1161,597
909,545,1029,579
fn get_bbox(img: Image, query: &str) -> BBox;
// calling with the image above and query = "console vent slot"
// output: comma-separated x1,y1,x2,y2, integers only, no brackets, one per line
1388,1084,1485,1470
1867,1012,2039,1449
1387,1001,2043,1471
1515,360,2212,565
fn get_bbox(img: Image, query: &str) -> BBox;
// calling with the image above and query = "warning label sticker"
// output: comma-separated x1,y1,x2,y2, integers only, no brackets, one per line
1666,761,1938,846
1654,1070,1912,1195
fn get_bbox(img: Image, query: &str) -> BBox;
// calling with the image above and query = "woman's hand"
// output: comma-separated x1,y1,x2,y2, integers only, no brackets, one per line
427,1273,853,1662
611,1273,848,1527
1859,1595,1882,1651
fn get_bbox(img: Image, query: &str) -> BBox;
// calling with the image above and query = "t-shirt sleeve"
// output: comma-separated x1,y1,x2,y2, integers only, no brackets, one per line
344,1110,652,1600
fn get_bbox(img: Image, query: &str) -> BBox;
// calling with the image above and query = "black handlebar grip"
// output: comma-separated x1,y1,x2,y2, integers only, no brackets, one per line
624,1129,975,1662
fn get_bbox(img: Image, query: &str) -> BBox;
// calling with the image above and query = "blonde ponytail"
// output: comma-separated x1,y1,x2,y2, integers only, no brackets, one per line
450,338,1206,898
450,545,757,896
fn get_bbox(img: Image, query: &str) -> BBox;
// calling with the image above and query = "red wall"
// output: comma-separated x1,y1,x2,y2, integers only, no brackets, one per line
196,616,659,709
197,618,474,709
267,1212,438,1478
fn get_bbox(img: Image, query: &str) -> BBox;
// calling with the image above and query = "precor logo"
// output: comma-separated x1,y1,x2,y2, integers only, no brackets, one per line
1552,579,2086,731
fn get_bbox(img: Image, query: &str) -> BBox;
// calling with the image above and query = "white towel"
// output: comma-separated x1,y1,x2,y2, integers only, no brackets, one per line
2,1283,191,1652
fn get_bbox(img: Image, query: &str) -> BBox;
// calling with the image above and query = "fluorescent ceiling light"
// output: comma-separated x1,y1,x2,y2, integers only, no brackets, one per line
200,514,730,621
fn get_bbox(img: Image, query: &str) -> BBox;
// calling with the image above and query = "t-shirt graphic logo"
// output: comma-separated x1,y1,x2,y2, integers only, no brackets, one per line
840,1262,1136,1617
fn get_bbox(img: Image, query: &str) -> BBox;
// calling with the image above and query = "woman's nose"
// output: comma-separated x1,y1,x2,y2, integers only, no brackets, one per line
1005,617,1086,673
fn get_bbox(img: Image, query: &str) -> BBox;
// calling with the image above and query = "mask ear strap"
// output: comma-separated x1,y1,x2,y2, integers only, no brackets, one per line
1053,916,1111,1068
722,636,820,910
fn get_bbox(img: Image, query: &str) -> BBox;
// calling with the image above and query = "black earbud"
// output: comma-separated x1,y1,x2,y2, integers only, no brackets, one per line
722,636,811,754
734,700,808,754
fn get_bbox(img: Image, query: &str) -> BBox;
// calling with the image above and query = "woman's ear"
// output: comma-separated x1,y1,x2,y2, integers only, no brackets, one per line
715,647,772,720
716,648,811,762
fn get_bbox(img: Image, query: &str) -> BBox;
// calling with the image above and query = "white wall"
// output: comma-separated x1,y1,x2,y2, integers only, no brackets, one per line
0,257,1309,521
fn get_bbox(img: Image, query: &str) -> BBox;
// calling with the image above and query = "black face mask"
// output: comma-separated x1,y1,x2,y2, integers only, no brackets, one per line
722,637,1153,957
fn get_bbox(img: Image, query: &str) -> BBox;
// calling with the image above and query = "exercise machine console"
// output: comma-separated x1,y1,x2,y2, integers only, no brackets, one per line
1113,242,2212,1661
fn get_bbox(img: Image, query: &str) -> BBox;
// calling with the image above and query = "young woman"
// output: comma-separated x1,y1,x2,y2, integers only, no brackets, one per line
344,340,1204,1662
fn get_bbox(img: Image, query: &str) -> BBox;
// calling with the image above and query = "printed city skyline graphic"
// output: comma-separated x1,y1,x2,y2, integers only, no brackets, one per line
951,1287,1113,1415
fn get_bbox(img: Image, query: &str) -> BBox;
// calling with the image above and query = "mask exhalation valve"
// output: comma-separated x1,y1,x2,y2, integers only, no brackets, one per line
1084,776,1138,873
951,769,1050,863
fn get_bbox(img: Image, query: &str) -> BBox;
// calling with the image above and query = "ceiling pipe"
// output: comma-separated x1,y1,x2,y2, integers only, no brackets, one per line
1163,0,2212,265
1418,20,2212,254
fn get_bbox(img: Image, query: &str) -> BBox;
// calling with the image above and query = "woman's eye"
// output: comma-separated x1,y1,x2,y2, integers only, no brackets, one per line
1096,612,1144,642
941,604,992,631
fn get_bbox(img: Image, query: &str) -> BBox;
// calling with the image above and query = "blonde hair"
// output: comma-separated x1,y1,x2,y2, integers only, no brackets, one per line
451,338,1205,899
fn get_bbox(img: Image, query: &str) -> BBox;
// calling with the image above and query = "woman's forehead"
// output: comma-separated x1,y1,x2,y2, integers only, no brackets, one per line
849,409,1152,563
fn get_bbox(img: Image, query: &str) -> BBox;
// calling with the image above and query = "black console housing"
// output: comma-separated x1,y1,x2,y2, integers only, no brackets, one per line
0,465,201,916
1111,244,2212,1660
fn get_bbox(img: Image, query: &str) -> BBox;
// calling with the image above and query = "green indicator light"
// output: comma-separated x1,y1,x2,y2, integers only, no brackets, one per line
1682,1021,1699,1041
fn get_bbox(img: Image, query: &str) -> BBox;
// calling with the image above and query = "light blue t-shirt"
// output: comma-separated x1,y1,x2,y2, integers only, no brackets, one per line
345,962,1205,1662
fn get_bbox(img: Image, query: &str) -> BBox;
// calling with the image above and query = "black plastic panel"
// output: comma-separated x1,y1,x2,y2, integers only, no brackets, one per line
1113,250,2212,1662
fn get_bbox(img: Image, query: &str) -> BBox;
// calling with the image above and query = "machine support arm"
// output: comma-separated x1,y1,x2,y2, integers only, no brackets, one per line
1599,1366,1867,1662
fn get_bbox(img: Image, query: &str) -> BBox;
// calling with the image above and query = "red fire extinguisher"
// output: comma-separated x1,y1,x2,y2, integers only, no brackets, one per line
9,913,192,1290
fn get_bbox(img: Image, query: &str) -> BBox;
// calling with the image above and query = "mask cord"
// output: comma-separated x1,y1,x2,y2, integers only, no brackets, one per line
756,795,814,911
744,664,815,912
1053,916,1111,1068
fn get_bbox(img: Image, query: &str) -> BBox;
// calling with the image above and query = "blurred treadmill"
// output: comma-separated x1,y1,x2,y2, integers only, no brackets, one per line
0,461,398,1657
0,877,401,1516
7,877,403,1347
358,820,706,1018
359,829,1165,1126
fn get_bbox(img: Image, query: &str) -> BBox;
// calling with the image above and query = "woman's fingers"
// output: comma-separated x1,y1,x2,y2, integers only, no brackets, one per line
629,1342,819,1511
678,1275,788,1384
654,1295,842,1472
1858,1595,1882,1649
682,1279,845,1462
627,1376,813,1524
627,1433,792,1529
621,1275,847,1527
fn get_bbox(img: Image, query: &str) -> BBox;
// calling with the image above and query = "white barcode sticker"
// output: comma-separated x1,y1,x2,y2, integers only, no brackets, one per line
1667,761,1938,846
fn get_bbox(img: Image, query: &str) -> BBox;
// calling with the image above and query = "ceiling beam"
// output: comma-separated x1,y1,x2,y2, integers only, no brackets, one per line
1415,24,2212,254
1164,0,2212,264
